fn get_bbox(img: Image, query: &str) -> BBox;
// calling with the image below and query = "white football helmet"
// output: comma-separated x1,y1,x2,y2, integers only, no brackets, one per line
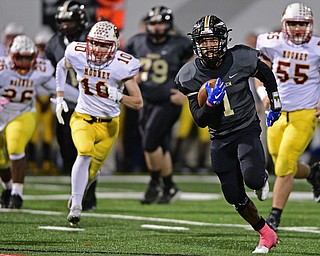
281,3,313,45
34,29,53,57
1,22,24,50
9,35,38,75
86,21,120,66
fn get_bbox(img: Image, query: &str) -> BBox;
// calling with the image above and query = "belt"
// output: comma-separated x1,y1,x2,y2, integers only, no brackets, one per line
84,115,112,124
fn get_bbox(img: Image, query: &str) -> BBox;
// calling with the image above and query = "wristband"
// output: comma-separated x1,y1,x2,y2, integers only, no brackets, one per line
56,96,64,104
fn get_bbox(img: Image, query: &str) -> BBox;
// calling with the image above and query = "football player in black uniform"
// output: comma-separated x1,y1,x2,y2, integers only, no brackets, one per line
125,6,194,204
45,0,97,211
175,15,281,254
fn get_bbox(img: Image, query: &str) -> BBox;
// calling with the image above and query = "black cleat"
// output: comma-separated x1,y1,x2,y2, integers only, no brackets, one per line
67,206,81,226
307,162,320,202
0,189,12,208
82,180,97,211
140,182,162,204
158,185,180,204
8,194,23,209
266,213,280,232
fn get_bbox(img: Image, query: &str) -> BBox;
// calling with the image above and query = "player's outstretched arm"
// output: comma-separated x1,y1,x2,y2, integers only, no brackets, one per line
119,77,143,110
51,58,73,125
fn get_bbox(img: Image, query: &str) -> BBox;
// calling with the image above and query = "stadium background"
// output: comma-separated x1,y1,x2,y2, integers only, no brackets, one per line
0,0,319,47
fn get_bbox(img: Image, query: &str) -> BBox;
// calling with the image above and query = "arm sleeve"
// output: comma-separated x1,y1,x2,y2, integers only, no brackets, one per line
253,59,281,111
56,57,68,92
188,94,216,128
63,83,79,103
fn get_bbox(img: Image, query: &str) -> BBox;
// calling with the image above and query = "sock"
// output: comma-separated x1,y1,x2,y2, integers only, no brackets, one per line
162,174,174,188
270,208,282,218
150,171,160,185
12,183,24,197
252,217,265,231
70,155,92,209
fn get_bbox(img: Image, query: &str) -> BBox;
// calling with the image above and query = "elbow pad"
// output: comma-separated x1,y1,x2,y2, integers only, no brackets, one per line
56,57,68,92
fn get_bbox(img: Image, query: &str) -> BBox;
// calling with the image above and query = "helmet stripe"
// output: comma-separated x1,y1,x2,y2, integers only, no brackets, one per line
62,1,69,13
204,16,210,30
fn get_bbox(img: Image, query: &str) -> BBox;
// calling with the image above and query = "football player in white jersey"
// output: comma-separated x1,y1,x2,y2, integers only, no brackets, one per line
256,3,320,232
0,35,78,209
54,21,143,226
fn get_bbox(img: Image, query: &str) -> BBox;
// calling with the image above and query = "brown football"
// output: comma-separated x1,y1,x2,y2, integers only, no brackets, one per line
197,78,217,107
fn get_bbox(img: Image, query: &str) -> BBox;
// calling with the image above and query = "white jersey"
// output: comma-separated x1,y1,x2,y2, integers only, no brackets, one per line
62,41,140,118
256,32,320,112
0,57,56,131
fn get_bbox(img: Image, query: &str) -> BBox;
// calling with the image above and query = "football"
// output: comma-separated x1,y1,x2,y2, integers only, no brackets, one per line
197,78,217,107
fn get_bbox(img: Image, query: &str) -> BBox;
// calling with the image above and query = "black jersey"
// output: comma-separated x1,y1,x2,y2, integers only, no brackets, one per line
175,45,260,137
125,33,193,103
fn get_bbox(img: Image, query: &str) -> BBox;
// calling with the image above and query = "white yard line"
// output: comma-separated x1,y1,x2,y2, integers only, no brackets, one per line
1,208,319,234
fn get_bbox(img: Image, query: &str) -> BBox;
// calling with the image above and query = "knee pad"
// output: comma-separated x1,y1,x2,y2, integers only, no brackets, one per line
233,196,249,212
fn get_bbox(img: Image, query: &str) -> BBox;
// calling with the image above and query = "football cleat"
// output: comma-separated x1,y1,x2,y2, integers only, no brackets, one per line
140,182,162,205
82,179,97,211
254,171,269,201
8,194,23,209
307,162,320,202
252,224,278,254
158,185,180,204
68,205,82,226
67,180,97,211
266,213,280,232
0,189,12,208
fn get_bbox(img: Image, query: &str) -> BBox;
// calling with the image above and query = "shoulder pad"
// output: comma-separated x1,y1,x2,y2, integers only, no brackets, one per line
256,32,282,50
230,45,259,68
175,61,200,95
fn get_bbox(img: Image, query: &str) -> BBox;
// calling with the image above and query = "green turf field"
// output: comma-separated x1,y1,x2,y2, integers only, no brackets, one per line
0,174,319,256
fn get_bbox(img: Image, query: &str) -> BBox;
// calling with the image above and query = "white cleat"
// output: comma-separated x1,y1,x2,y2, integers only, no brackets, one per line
255,171,269,201
255,181,269,201
252,245,269,254
67,205,82,226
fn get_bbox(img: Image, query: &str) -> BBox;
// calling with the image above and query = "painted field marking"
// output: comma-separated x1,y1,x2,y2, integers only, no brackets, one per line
1,208,319,234
141,224,189,231
38,226,84,231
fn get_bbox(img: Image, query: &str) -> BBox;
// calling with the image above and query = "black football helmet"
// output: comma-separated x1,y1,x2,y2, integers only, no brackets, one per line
189,15,231,66
145,6,173,40
55,0,88,38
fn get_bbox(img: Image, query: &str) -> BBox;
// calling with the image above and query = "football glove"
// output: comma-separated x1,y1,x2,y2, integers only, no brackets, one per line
0,96,9,111
206,78,226,107
108,87,123,103
266,110,281,127
50,97,69,125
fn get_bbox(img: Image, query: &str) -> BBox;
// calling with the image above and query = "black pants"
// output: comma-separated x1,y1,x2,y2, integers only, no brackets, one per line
139,101,182,153
211,121,266,205
56,108,77,174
